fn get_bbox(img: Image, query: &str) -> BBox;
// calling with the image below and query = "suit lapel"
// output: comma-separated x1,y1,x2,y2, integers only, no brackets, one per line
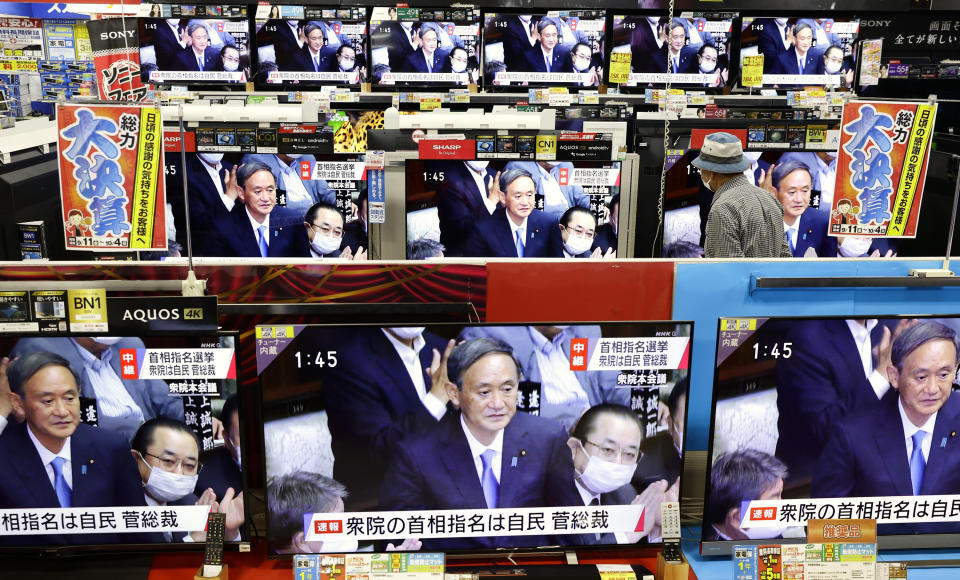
494,210,518,257
7,425,60,507
233,209,263,257
437,416,487,508
498,417,528,509
825,319,875,400
370,330,424,413
873,400,912,496
921,397,960,494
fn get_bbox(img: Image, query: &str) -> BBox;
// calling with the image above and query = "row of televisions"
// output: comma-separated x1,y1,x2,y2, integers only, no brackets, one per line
1,314,958,558
138,3,870,91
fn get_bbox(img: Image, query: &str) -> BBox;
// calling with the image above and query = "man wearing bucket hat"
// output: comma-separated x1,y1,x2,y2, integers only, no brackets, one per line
693,132,792,258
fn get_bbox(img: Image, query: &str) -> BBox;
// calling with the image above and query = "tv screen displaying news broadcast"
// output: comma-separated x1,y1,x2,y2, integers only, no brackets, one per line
483,12,606,88
609,14,734,89
258,322,691,555
368,6,481,87
405,159,622,259
139,5,252,85
163,140,368,260
0,331,243,549
738,17,860,89
254,5,368,86
702,315,960,554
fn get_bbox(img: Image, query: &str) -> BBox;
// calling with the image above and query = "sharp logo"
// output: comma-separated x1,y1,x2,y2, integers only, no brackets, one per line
184,308,203,320
99,30,136,41
433,144,462,150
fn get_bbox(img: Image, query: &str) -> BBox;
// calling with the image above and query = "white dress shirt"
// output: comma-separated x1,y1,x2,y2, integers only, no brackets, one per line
465,163,497,215
538,164,566,209
287,20,305,48
277,160,313,206
776,21,790,50
246,206,270,252
844,319,890,400
168,22,187,49
650,21,665,49
518,16,536,47
812,152,837,210
381,329,446,420
899,397,936,464
529,327,590,408
198,159,231,211
461,413,504,484
507,215,529,252
72,339,144,424
28,425,73,490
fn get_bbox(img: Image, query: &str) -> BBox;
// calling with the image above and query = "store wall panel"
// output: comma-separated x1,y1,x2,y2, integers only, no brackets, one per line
673,259,960,451
485,260,674,322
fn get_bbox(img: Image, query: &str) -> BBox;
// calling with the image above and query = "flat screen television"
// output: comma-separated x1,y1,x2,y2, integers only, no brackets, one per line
738,17,860,89
404,159,622,259
257,322,691,555
368,6,481,87
0,330,245,552
139,4,252,85
162,129,367,260
702,315,960,555
609,14,735,89
253,5,368,87
482,11,606,88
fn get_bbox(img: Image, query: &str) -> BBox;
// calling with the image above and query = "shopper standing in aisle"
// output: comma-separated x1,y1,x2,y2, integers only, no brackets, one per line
695,132,792,258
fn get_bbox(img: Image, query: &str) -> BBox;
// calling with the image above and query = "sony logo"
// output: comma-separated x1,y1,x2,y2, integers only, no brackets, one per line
859,20,892,28
99,30,136,41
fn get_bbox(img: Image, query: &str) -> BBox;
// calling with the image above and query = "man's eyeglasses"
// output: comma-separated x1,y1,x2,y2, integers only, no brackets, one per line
144,451,200,474
561,225,596,239
584,440,640,464
310,223,344,237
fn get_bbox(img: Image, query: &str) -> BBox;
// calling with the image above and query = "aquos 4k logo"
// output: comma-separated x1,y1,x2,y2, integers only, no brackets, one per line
121,306,204,322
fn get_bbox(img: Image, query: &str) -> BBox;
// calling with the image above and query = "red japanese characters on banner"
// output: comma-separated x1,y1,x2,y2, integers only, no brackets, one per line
57,104,167,252
86,18,149,102
830,100,937,238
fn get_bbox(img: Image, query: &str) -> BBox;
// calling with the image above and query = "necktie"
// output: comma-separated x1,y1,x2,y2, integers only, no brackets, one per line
798,57,804,74
314,56,320,72
673,57,679,74
787,229,796,254
51,457,72,508
427,58,432,74
545,55,551,72
910,430,926,495
197,56,203,71
515,228,525,257
480,449,499,509
257,225,269,258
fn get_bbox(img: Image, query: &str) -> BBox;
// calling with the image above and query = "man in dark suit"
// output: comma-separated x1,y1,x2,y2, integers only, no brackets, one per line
200,161,310,258
776,318,905,483
196,395,242,503
559,207,607,259
462,168,561,258
375,21,418,72
292,21,338,73
402,23,447,74
380,337,582,550
322,327,455,510
177,22,219,72
11,337,183,443
150,18,187,71
0,352,148,546
502,15,538,74
171,153,236,250
629,16,668,75
132,417,244,542
662,19,698,75
524,18,569,73
772,21,819,75
813,321,960,534
568,403,672,545
341,189,368,256
270,19,305,71
704,449,788,542
752,18,791,74
436,160,499,257
635,376,686,489
594,194,619,255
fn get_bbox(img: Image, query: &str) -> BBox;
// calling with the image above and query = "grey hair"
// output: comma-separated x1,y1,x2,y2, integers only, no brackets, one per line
446,337,522,389
7,351,80,396
771,160,812,189
891,321,960,371
303,21,324,38
498,168,534,193
236,161,275,189
186,21,208,38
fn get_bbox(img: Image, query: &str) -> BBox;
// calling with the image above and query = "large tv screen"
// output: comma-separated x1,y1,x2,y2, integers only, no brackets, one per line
139,5,252,85
0,331,244,550
702,315,960,554
482,11,606,88
257,322,691,554
369,6,481,87
739,17,860,88
254,5,368,87
609,15,734,89
405,159,622,259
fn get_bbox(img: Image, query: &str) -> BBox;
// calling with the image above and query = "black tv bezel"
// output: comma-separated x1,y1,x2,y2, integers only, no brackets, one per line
256,320,694,558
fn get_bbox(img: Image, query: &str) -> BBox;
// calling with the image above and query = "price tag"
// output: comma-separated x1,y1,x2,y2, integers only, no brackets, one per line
579,91,599,104
365,150,385,170
609,51,631,84
741,55,764,87
68,289,107,332
547,90,572,107
420,97,442,111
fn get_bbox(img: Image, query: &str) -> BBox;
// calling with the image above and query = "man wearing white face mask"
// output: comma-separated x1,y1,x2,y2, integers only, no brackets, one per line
11,337,184,443
437,160,499,257
240,153,334,217
302,202,366,260
558,207,614,259
131,418,244,542
568,404,673,545
504,160,591,221
322,326,457,510
705,449,790,541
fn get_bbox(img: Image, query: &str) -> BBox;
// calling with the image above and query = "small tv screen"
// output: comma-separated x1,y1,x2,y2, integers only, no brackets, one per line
139,5,251,85
0,332,245,550
482,12,606,88
739,17,860,88
404,159,622,259
254,5,368,86
369,6,481,87
163,145,367,260
258,322,691,555
703,315,960,554
609,15,734,89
